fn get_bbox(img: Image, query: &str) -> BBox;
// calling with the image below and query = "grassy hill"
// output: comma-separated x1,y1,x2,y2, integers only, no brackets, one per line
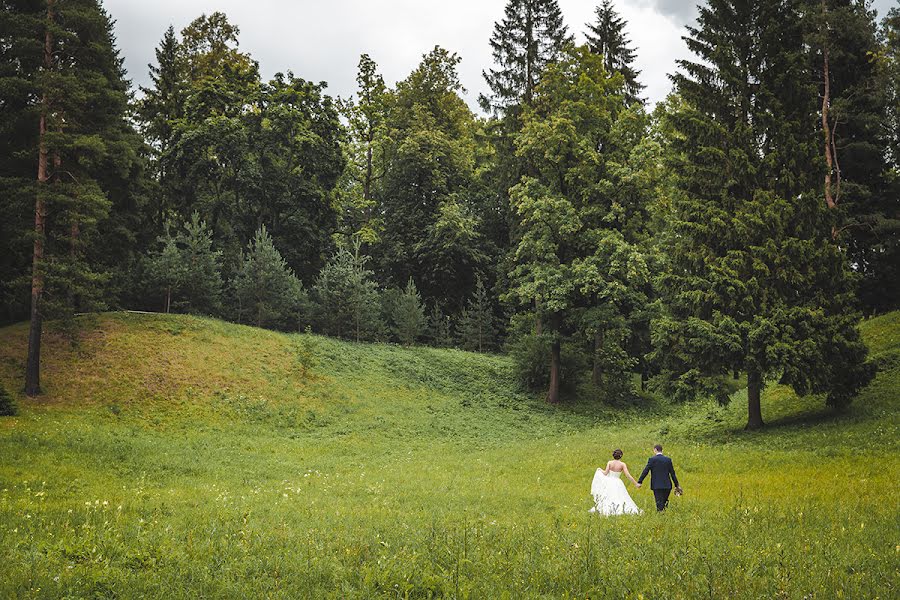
0,311,897,598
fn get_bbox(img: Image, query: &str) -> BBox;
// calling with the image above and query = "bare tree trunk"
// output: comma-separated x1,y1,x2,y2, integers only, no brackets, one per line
25,0,55,397
165,285,171,313
746,369,764,430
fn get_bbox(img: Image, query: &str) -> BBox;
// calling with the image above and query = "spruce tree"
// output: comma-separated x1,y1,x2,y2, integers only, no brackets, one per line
389,278,426,346
426,303,453,348
144,224,186,314
658,0,874,429
480,0,573,114
585,1,645,105
314,240,383,342
234,226,305,330
178,212,223,315
801,0,898,314
456,276,497,352
139,25,184,227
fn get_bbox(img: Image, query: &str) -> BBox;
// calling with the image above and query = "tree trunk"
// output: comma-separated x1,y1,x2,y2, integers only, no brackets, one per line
165,286,171,314
592,328,603,387
821,0,836,211
746,369,764,430
25,1,55,397
546,313,561,404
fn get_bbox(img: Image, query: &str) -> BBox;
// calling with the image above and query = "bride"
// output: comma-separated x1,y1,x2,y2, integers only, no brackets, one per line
589,449,642,515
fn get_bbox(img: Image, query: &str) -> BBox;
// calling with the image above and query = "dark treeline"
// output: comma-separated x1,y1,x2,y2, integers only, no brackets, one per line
1,0,897,428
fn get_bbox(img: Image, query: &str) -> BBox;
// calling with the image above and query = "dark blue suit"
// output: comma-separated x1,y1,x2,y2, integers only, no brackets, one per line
638,454,680,511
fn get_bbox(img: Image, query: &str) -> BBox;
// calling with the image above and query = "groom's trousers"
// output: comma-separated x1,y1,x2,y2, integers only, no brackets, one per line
653,489,671,512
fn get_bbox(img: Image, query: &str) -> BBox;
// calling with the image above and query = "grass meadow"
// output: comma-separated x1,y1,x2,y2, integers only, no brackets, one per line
0,311,898,598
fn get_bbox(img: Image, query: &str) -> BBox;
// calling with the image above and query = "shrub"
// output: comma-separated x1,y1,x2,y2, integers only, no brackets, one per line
508,332,588,395
0,385,18,416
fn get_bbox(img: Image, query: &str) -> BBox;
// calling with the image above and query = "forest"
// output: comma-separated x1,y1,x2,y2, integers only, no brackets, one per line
1,0,898,429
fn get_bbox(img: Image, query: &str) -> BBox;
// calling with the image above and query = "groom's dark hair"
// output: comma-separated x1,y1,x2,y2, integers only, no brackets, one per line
654,444,663,452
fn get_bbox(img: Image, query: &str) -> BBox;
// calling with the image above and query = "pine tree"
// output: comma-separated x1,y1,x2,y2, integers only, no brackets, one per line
234,226,305,330
426,303,453,348
389,278,426,346
178,212,223,315
314,239,383,341
0,0,136,395
480,0,574,114
456,276,497,352
585,0,645,105
658,0,874,429
144,224,186,313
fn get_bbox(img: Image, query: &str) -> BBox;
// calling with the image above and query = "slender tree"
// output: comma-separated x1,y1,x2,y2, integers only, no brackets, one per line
340,54,390,244
456,276,497,352
144,224,185,313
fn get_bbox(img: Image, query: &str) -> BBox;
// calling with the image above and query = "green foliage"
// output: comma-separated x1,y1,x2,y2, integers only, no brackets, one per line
0,0,144,324
143,223,186,312
456,276,497,352
426,303,454,348
338,54,390,243
388,278,426,345
141,14,344,283
378,47,487,309
803,0,898,314
507,45,651,400
313,240,383,342
143,213,222,315
508,331,588,393
584,0,644,104
233,226,305,330
657,0,874,427
178,213,224,315
0,384,16,416
481,0,573,112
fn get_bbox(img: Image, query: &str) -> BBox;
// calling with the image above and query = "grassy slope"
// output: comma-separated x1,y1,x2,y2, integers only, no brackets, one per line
0,311,897,598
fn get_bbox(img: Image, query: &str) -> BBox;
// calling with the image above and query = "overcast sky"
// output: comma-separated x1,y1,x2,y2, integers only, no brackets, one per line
105,0,897,111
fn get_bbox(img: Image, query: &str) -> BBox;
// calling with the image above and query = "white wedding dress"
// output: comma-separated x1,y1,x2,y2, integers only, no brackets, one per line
589,469,642,515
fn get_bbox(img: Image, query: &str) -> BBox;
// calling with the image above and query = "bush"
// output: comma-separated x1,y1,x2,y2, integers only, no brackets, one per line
0,385,18,416
508,333,588,395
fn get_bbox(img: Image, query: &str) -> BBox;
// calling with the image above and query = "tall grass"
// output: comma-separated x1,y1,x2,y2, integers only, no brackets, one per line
0,312,897,598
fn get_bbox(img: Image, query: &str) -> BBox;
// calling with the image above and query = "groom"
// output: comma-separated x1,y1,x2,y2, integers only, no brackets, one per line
637,444,682,512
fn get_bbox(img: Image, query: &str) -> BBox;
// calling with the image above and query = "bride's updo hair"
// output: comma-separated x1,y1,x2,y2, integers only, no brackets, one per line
612,449,623,460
